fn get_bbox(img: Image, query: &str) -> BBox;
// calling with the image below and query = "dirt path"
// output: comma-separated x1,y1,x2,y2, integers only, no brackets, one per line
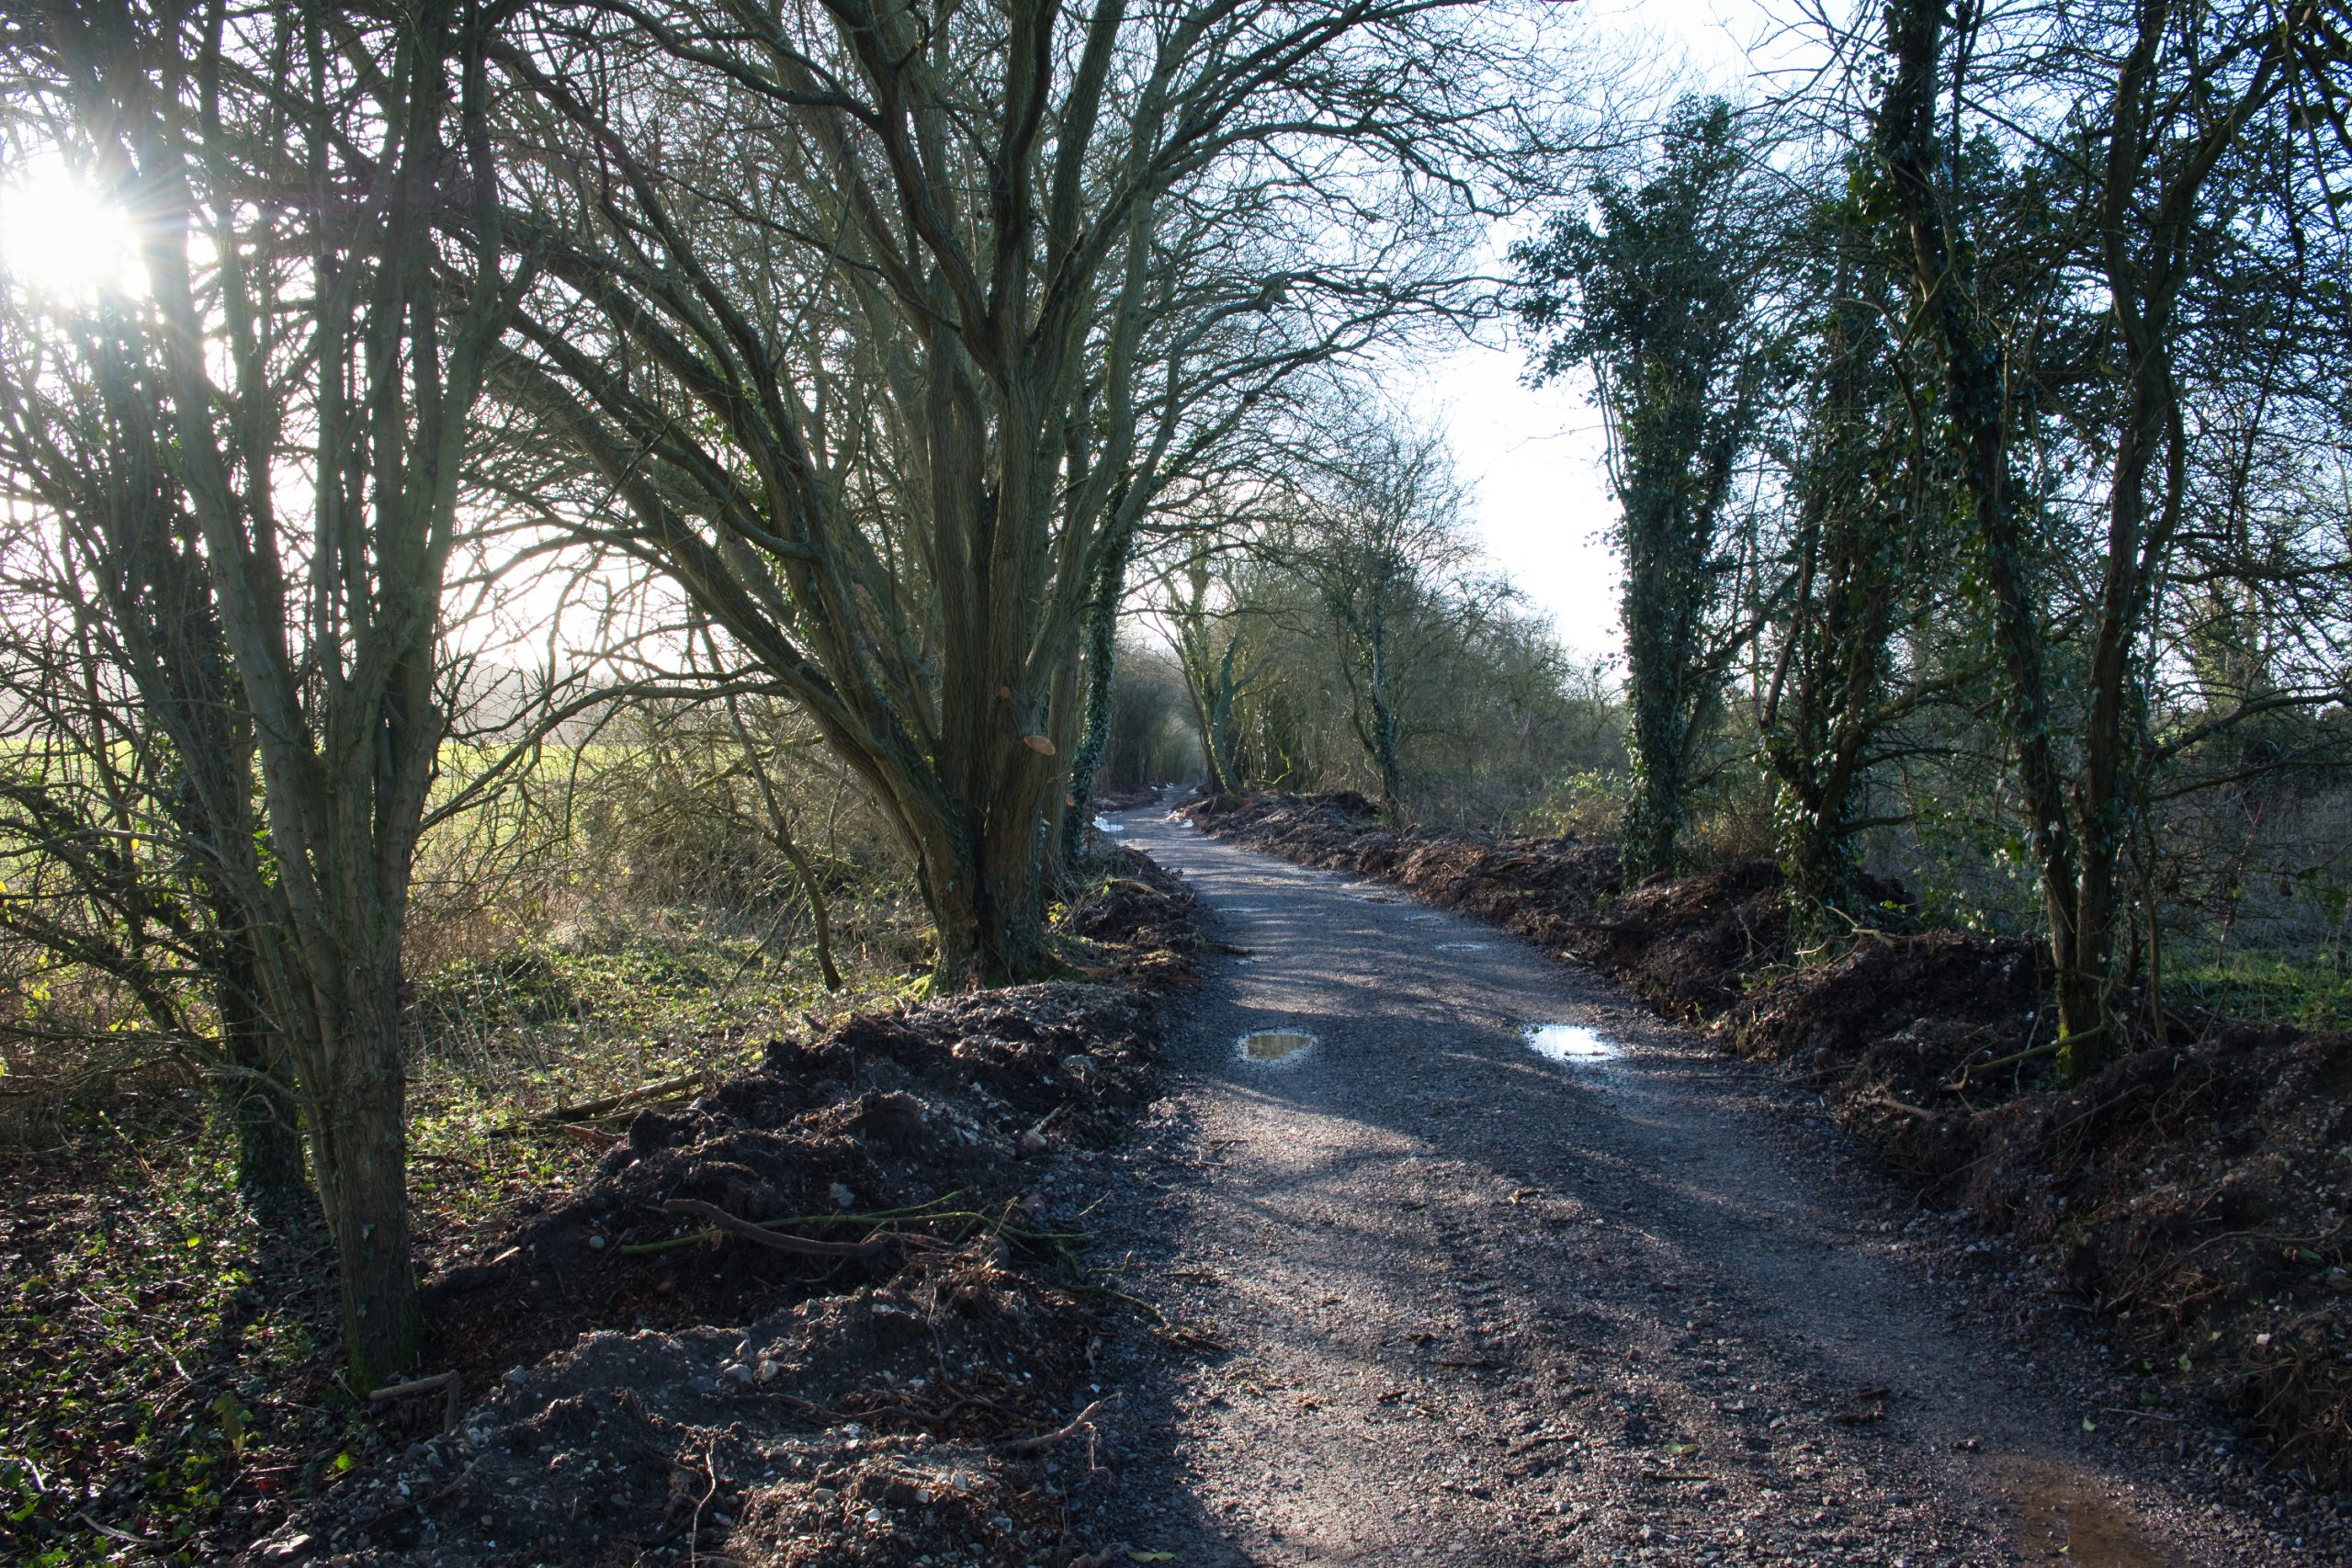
1066,807,2329,1567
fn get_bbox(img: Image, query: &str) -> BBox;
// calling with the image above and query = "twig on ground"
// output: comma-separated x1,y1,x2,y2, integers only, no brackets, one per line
1001,1393,1117,1455
686,1438,720,1568
76,1511,155,1551
616,1192,1072,1257
660,1198,945,1258
368,1370,464,1432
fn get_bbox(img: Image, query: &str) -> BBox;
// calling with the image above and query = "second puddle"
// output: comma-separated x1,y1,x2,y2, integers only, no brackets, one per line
1996,1460,2176,1567
1523,1022,1622,1062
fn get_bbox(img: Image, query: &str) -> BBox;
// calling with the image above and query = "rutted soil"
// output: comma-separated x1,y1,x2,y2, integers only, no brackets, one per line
1190,791,2352,1494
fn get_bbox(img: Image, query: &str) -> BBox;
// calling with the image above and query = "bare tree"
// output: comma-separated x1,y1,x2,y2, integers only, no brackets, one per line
1154,547,1260,800
481,0,1553,980
1266,418,1473,818
0,311,306,1202
0,0,518,1382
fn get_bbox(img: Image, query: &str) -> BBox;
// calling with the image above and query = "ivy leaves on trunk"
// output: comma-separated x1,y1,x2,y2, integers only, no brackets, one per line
1514,99,1782,877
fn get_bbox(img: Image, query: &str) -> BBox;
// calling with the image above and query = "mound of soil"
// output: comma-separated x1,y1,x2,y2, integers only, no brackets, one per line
1063,852,1205,988
1958,1023,2352,1478
1191,791,2352,1487
243,851,1205,1565
1726,931,2352,1482
1721,929,2051,1117
1572,859,1791,1018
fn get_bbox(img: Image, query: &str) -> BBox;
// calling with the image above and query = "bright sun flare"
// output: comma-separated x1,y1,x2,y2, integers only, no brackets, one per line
0,159,146,300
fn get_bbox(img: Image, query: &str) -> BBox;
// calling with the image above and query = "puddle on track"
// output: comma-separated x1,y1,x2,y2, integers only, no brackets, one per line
1523,1022,1622,1062
1238,1030,1315,1063
1995,1460,2177,1567
1434,941,1493,953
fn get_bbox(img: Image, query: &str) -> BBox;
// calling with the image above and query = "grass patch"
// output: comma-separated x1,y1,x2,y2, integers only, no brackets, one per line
2168,950,2352,1032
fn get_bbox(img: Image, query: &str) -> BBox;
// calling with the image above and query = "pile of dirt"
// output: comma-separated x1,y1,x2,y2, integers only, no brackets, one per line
244,850,1204,1565
1720,928,2051,1113
1190,790,2352,1487
1959,1021,2352,1478
1062,854,1205,988
1571,859,1792,1017
1724,931,2352,1482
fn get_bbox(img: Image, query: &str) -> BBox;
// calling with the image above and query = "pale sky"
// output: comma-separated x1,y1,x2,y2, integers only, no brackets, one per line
1404,0,1815,663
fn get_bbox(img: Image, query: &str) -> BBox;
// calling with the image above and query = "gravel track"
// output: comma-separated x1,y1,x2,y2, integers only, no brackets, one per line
1069,806,2335,1567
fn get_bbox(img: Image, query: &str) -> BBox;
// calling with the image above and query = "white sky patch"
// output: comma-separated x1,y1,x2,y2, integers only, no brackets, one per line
1395,0,1826,665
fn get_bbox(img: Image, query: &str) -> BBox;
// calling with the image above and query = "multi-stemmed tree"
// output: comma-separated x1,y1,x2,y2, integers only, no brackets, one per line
1877,0,2352,1077
0,0,517,1382
483,0,1552,980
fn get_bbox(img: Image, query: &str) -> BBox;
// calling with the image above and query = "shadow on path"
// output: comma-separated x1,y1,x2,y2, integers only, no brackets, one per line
1059,803,2312,1567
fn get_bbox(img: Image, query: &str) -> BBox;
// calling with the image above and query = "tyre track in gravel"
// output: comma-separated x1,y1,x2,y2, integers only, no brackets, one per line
1068,804,2325,1567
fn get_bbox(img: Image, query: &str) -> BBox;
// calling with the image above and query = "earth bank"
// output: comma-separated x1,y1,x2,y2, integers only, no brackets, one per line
241,846,1205,1566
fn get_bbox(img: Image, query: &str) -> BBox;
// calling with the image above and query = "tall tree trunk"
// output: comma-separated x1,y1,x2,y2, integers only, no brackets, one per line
1763,277,1910,938
1879,0,2092,1053
213,919,306,1203
306,978,416,1387
1061,517,1133,870
917,763,1060,987
1365,596,1405,818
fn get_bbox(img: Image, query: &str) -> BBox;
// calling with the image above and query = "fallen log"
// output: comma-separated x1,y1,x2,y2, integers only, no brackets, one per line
489,1072,707,1137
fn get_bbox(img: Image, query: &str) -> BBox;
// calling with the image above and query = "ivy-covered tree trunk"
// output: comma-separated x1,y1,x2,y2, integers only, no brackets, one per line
1511,98,1772,881
1877,0,2274,1080
1618,491,1713,878
1061,516,1135,869
1877,0,2093,1059
1759,246,1918,937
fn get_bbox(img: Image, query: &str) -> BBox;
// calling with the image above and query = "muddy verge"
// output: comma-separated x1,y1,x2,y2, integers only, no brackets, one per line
1187,791,2352,1488
243,848,1204,1566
